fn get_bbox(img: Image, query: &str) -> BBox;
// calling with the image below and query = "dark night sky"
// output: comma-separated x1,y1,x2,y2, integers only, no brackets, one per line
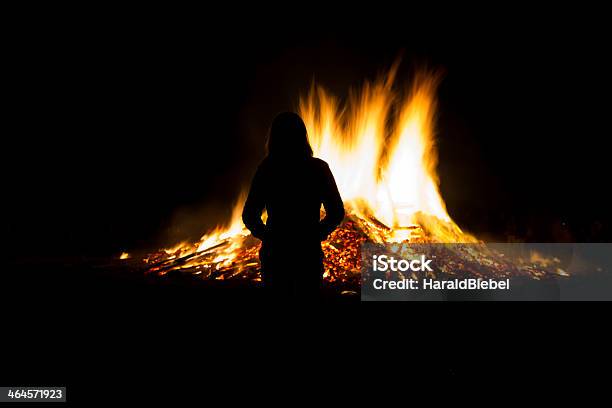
6,6,612,259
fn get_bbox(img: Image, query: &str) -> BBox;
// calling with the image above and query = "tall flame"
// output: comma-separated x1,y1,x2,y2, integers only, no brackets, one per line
301,69,472,243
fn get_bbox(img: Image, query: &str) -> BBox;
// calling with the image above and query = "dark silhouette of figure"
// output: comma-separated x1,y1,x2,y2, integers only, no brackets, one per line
242,112,345,299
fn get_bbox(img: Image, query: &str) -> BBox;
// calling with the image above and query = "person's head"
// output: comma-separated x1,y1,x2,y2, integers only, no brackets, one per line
266,112,313,159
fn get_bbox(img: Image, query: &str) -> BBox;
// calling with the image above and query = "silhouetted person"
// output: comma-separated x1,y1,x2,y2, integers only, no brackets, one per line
242,112,345,300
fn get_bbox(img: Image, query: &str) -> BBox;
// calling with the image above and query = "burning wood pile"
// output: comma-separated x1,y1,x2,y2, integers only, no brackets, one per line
136,68,568,289
142,211,567,291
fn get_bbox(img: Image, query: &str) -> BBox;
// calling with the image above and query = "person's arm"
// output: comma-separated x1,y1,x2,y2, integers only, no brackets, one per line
242,165,267,240
319,163,345,240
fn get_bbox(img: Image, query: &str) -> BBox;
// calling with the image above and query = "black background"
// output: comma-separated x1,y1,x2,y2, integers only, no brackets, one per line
3,5,611,401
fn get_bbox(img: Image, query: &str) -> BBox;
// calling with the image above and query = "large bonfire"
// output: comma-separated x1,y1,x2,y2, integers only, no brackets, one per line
140,68,566,287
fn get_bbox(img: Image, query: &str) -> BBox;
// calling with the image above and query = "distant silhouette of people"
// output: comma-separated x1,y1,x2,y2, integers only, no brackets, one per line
242,112,345,300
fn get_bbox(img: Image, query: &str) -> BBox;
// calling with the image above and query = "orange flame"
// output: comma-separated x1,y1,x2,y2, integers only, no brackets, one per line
301,69,474,243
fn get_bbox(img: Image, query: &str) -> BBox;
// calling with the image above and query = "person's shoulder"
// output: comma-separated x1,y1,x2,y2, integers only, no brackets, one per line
309,157,330,170
250,158,273,179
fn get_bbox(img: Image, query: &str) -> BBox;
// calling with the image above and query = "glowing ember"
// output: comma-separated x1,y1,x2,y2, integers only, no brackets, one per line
142,69,562,284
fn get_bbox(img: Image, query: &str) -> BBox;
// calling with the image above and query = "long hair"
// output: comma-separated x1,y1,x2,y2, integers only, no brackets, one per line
266,112,313,159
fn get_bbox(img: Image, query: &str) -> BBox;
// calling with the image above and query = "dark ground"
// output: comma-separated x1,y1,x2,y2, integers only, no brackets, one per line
3,256,611,403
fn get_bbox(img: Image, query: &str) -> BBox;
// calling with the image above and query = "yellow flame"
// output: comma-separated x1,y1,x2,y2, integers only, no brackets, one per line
300,69,474,242
119,252,130,260
160,195,250,265
196,194,249,252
